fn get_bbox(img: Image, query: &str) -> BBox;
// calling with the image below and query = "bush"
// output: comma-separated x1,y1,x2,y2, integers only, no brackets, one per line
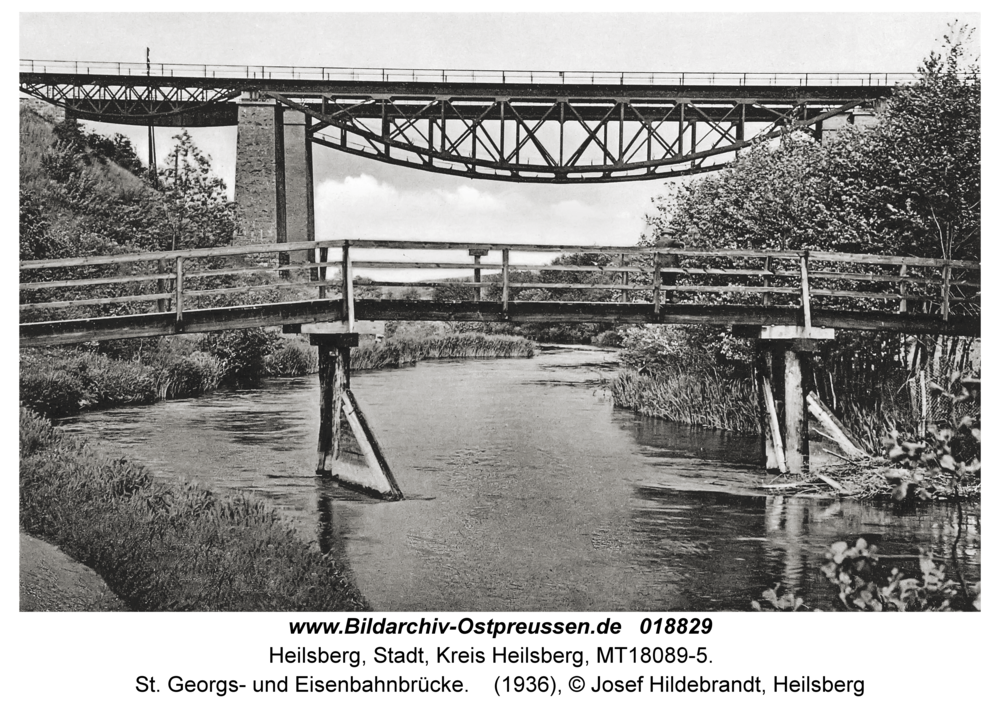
611,367,759,433
265,338,318,377
76,353,159,407
19,360,87,418
160,352,225,399
202,328,281,383
593,329,624,348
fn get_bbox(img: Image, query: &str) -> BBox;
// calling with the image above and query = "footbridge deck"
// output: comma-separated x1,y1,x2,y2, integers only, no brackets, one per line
20,240,980,347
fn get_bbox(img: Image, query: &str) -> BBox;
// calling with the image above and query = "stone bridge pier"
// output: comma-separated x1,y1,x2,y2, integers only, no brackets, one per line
234,100,314,265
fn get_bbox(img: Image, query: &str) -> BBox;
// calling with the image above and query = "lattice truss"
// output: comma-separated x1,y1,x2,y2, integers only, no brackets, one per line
19,76,241,124
271,91,866,183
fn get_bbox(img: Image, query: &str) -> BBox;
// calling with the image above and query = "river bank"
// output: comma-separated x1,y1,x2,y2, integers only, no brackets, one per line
20,531,125,612
19,407,371,612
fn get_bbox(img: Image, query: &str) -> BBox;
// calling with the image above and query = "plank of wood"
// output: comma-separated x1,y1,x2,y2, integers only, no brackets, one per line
19,272,174,291
341,390,404,501
20,299,980,348
20,291,172,310
810,251,980,270
19,239,343,270
761,372,788,474
806,392,867,458
814,472,845,493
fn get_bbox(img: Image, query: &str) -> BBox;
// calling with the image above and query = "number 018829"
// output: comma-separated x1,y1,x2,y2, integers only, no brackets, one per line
639,618,712,635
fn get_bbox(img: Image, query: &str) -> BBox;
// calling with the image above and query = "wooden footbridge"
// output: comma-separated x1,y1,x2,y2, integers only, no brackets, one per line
20,239,979,346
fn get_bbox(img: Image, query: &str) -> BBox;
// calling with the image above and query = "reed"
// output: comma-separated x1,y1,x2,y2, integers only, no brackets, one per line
352,333,535,371
19,408,370,612
611,366,760,433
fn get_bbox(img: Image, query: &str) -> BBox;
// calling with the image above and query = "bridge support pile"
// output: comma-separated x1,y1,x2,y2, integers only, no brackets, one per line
750,325,837,476
313,333,403,501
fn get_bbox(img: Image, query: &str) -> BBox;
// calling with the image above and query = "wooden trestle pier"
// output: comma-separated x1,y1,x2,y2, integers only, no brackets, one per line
20,239,980,496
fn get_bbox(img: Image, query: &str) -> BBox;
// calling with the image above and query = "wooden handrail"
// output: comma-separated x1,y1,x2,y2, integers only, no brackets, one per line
18,239,981,332
20,239,981,271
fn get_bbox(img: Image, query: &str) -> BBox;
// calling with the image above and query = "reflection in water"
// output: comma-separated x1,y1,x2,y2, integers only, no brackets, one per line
61,349,980,611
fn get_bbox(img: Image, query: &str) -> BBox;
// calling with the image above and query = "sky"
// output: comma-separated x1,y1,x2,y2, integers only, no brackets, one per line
18,12,982,250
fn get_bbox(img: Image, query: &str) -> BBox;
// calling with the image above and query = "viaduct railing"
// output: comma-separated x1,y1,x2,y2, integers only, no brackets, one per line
20,59,922,87
20,241,980,347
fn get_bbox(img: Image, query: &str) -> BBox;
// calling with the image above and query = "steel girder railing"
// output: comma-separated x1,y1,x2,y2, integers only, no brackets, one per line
20,59,922,86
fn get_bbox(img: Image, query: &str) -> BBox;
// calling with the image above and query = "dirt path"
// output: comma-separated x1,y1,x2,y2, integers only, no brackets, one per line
19,532,126,612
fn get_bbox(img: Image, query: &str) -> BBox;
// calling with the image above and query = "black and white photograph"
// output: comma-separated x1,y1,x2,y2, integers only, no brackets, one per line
12,7,987,707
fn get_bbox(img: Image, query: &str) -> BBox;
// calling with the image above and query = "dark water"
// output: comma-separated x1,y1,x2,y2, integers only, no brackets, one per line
60,349,980,611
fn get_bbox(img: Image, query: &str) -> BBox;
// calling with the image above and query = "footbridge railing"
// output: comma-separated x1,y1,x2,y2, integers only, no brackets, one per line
20,240,980,346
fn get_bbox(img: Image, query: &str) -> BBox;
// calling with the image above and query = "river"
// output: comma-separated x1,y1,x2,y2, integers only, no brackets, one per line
59,348,980,611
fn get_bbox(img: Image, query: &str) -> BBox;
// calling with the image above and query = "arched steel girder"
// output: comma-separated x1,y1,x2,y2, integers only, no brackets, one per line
267,91,868,182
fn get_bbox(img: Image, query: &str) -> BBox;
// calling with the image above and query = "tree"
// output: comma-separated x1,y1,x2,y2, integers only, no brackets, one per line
158,131,236,251
651,25,979,263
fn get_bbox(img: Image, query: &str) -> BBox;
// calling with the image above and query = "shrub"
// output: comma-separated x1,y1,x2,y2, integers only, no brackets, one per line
610,367,759,433
160,352,225,399
593,329,624,348
202,328,281,383
265,338,318,377
77,353,159,407
19,362,87,418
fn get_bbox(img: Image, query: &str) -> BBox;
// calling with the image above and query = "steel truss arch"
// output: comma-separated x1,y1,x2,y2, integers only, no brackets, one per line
267,90,871,182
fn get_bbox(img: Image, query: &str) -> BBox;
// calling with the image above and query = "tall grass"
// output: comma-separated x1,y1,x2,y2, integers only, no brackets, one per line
352,333,534,371
611,366,760,433
19,408,370,612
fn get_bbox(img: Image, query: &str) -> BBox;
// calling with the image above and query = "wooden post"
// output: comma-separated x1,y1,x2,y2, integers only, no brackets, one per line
652,251,661,315
783,348,808,475
756,344,784,472
469,248,488,302
941,265,951,322
342,390,404,501
806,392,866,459
898,263,908,314
318,246,329,299
156,258,167,312
762,256,773,308
799,251,812,330
316,343,347,474
341,244,354,330
174,256,184,327
312,333,402,500
620,253,629,303
501,248,510,317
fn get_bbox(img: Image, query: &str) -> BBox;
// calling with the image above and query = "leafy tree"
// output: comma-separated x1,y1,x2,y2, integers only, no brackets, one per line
158,130,236,251
652,25,979,262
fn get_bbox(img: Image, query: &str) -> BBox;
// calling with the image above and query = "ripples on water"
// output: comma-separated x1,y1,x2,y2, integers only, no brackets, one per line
60,349,980,611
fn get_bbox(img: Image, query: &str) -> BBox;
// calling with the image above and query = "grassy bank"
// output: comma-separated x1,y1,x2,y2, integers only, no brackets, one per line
19,408,370,612
20,331,534,420
610,366,760,433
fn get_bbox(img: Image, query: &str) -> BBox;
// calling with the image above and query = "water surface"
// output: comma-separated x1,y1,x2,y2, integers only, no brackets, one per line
61,349,980,611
